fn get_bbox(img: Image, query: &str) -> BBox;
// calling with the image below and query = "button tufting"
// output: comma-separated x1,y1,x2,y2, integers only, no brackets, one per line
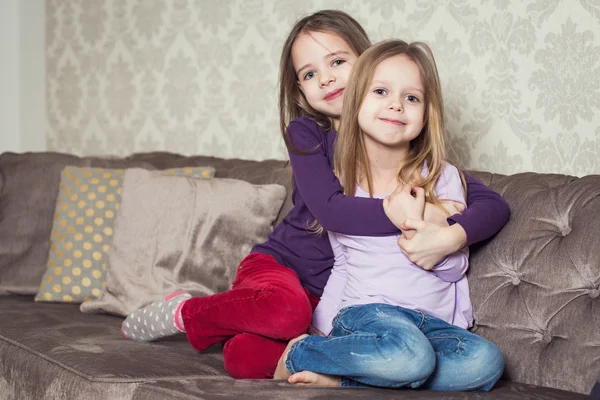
561,225,572,236
590,289,599,298
512,277,521,285
536,332,552,343
542,334,552,343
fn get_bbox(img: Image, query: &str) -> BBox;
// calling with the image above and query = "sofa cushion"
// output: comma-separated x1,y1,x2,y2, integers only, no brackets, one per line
467,171,600,395
0,297,586,400
34,166,215,304
0,152,156,296
0,296,229,399
125,152,293,226
80,169,286,317
133,377,585,400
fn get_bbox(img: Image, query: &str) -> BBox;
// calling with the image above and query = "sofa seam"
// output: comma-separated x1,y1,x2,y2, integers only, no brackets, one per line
136,377,236,400
0,334,226,384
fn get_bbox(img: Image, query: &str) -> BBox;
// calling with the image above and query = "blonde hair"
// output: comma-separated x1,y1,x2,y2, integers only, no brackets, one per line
278,10,371,153
335,39,465,206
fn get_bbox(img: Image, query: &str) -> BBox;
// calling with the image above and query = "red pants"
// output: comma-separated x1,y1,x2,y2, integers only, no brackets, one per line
180,253,320,379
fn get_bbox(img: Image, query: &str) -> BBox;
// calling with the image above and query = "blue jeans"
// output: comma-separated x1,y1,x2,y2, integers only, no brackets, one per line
285,304,504,391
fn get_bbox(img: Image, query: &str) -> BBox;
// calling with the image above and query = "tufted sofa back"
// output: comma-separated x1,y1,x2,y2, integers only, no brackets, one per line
468,171,600,394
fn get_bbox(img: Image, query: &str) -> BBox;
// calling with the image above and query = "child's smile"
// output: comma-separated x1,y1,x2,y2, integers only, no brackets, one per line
291,31,357,120
358,54,426,151
324,88,345,102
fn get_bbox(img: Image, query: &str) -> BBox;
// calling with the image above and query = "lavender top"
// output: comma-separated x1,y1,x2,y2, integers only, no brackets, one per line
313,164,473,335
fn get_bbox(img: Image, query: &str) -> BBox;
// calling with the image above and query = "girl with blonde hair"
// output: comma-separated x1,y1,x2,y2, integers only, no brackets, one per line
275,40,504,391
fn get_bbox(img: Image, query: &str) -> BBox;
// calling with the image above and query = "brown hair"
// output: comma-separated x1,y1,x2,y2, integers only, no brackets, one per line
278,10,371,153
335,39,466,206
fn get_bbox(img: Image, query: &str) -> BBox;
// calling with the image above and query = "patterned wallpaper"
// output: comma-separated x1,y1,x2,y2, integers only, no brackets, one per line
46,0,600,176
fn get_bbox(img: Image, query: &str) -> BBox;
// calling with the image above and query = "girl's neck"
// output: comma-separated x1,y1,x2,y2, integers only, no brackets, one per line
359,141,409,195
333,117,340,131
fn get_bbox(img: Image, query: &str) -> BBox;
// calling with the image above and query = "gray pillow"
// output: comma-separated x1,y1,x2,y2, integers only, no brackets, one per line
80,168,286,317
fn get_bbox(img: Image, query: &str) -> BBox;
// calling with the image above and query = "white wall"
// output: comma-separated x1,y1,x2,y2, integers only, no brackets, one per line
0,0,20,153
0,0,45,153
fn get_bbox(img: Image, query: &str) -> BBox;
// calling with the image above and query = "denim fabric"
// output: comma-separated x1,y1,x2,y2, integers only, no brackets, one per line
285,304,504,391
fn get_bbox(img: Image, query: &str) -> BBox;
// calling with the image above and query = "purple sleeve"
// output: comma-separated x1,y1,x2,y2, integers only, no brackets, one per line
453,173,511,246
287,119,398,236
287,118,510,242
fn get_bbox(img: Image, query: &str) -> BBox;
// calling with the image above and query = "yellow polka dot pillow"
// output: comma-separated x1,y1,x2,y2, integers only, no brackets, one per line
34,166,215,303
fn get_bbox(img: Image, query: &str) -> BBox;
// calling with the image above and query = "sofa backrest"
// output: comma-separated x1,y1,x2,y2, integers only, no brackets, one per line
0,152,292,296
125,152,293,225
468,171,600,394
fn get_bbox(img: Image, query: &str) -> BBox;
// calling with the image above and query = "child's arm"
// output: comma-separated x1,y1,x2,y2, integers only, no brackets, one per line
386,172,510,246
398,221,467,271
287,118,397,236
288,118,509,243
452,173,511,246
421,164,470,282
311,232,347,337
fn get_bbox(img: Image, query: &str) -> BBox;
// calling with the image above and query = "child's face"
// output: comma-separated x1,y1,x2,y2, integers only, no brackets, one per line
358,54,426,150
291,31,357,122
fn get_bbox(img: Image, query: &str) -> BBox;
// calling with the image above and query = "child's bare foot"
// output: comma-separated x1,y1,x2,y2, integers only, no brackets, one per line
273,334,308,380
288,370,340,387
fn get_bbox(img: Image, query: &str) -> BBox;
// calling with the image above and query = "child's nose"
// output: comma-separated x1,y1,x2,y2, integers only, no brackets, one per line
388,101,403,112
319,74,335,87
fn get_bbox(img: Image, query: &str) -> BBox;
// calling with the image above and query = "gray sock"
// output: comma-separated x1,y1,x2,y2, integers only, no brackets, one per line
121,291,191,341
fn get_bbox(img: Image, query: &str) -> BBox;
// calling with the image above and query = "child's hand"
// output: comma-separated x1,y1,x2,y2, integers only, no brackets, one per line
423,203,447,226
397,220,467,270
423,200,465,227
308,326,326,337
440,200,465,216
383,184,425,229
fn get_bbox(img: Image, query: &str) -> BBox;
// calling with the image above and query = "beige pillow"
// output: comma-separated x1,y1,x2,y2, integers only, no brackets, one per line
35,166,215,304
80,169,286,317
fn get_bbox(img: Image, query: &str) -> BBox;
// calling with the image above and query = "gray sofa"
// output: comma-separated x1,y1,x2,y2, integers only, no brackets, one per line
0,152,597,399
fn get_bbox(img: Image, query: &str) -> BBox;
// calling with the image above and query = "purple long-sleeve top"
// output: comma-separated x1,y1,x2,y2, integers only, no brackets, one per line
252,117,510,297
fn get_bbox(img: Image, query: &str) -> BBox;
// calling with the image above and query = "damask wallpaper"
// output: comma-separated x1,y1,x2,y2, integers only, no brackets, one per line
46,0,600,176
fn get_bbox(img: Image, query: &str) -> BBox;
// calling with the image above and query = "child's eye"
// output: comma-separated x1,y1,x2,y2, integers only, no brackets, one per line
303,71,315,80
405,95,419,102
332,59,345,67
374,89,387,95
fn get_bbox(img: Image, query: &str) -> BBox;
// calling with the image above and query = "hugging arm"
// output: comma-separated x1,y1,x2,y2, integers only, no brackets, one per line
287,119,398,236
452,173,510,246
401,165,471,278
391,170,510,269
288,120,491,237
